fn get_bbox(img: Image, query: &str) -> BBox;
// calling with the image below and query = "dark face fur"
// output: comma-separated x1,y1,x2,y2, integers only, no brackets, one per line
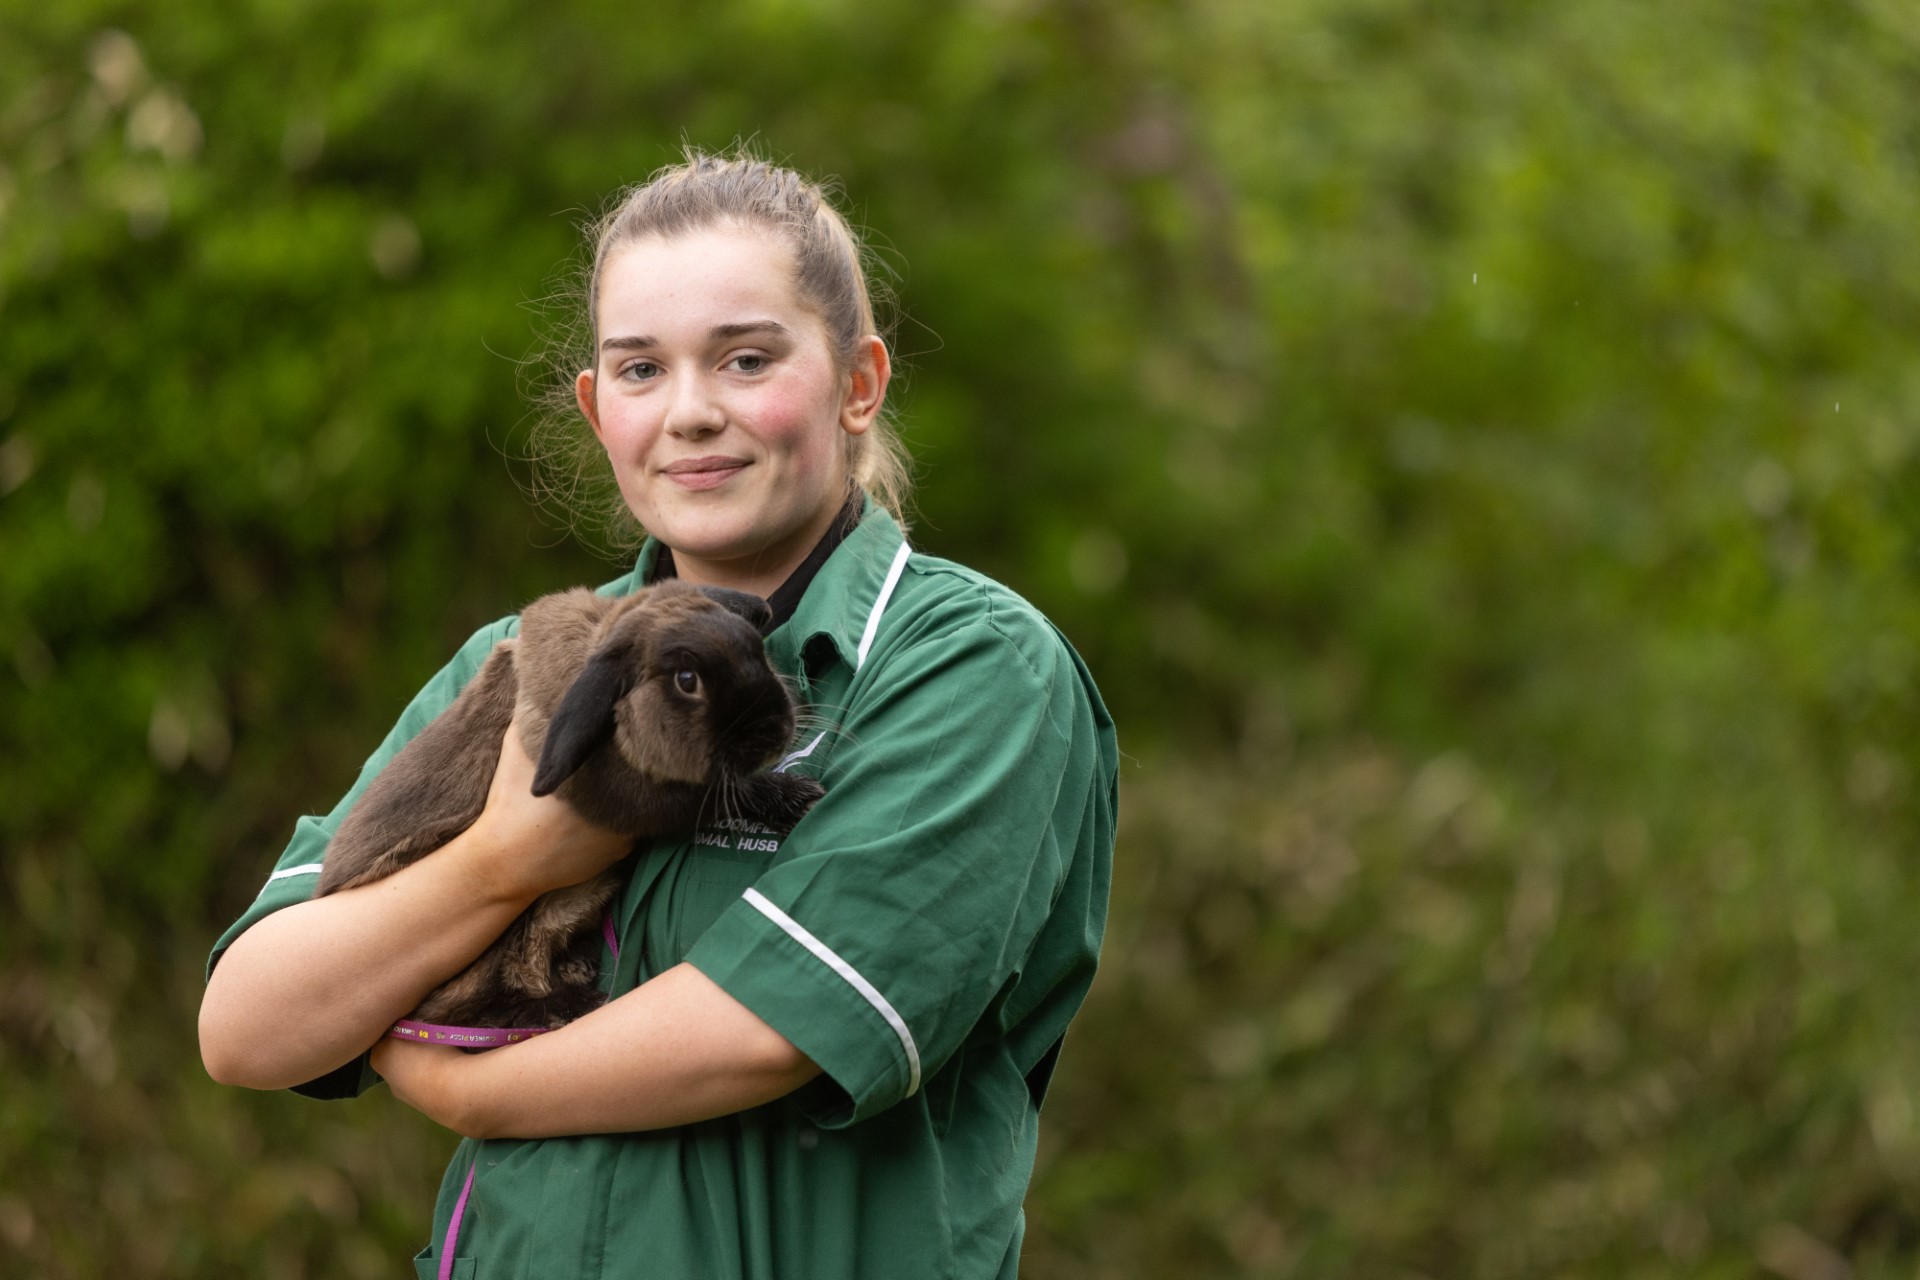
523,579,801,802
603,585,796,784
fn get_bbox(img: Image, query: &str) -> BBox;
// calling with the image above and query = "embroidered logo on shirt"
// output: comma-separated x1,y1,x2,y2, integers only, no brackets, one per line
693,817,785,854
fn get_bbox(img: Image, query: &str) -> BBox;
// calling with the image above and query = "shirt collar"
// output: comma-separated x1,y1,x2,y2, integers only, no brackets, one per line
767,499,907,677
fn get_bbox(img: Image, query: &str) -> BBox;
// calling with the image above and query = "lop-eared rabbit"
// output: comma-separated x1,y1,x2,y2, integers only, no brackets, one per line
318,580,823,1031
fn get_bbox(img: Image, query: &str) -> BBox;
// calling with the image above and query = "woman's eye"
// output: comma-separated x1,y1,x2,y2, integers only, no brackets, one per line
621,361,661,381
728,354,767,374
675,669,700,695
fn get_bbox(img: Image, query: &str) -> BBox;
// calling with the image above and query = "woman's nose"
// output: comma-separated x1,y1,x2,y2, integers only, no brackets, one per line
663,371,723,439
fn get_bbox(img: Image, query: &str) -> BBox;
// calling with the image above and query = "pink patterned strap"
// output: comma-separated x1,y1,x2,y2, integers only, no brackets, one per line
395,906,618,1055
388,1020,548,1048
439,1160,476,1280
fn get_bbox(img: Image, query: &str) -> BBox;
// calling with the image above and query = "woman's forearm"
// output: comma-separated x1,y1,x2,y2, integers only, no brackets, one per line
198,823,537,1091
376,963,822,1138
202,722,634,1092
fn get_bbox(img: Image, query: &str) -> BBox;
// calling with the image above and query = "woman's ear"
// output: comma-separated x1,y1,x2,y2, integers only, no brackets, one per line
839,336,891,437
575,369,604,442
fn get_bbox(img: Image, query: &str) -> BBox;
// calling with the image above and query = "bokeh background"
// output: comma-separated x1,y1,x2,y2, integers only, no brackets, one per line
6,1,1920,1275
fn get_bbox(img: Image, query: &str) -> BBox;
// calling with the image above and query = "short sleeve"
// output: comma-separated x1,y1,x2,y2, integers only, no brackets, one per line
204,615,519,1098
686,604,1110,1127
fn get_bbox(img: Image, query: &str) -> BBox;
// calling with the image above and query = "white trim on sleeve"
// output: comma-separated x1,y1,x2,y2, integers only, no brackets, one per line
742,886,922,1097
267,863,325,882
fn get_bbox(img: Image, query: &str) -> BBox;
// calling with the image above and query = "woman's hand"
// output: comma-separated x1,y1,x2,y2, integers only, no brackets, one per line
464,717,635,901
373,965,821,1140
371,1037,486,1135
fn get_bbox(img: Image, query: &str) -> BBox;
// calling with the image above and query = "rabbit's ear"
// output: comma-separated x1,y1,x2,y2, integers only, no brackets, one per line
532,648,632,796
697,586,773,633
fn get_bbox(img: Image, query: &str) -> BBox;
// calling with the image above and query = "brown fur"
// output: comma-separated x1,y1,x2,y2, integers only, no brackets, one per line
317,580,823,1030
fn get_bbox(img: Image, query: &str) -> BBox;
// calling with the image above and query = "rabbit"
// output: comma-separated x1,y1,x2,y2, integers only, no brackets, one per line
316,579,824,1033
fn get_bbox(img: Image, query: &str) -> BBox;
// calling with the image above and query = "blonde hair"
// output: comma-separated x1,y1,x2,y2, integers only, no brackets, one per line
530,148,911,550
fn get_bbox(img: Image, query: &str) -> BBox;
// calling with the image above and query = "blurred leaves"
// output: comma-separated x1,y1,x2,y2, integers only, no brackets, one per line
4,0,1920,1275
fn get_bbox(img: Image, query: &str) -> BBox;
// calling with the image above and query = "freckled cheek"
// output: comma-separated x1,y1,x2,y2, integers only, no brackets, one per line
746,384,828,450
597,403,665,460
593,408,665,511
744,387,814,443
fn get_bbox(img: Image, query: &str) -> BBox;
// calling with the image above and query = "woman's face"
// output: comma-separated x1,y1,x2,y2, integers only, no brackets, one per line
576,225,889,594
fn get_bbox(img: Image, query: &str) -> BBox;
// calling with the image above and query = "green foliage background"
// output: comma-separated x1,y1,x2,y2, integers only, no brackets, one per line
5,1,1920,1275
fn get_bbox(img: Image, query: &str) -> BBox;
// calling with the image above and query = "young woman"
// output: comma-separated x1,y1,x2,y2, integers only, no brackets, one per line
199,152,1117,1279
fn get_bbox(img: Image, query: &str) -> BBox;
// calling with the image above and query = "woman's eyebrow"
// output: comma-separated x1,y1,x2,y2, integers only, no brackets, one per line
600,322,789,353
710,320,791,341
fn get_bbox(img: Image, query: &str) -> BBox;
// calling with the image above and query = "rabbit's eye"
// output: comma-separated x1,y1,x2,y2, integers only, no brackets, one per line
675,669,701,696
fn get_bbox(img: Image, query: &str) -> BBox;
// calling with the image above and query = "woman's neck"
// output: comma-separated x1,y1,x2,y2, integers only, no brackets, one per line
655,497,861,605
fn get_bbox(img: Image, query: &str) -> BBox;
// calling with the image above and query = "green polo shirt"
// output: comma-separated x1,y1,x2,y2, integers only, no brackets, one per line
208,506,1117,1280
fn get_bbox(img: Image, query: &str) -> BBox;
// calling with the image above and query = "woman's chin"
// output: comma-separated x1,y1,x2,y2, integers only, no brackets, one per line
637,492,750,546
636,486,841,585
645,515,790,578
649,510,754,554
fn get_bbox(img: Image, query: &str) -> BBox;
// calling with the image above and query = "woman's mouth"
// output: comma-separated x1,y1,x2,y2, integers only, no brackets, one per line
660,457,748,491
